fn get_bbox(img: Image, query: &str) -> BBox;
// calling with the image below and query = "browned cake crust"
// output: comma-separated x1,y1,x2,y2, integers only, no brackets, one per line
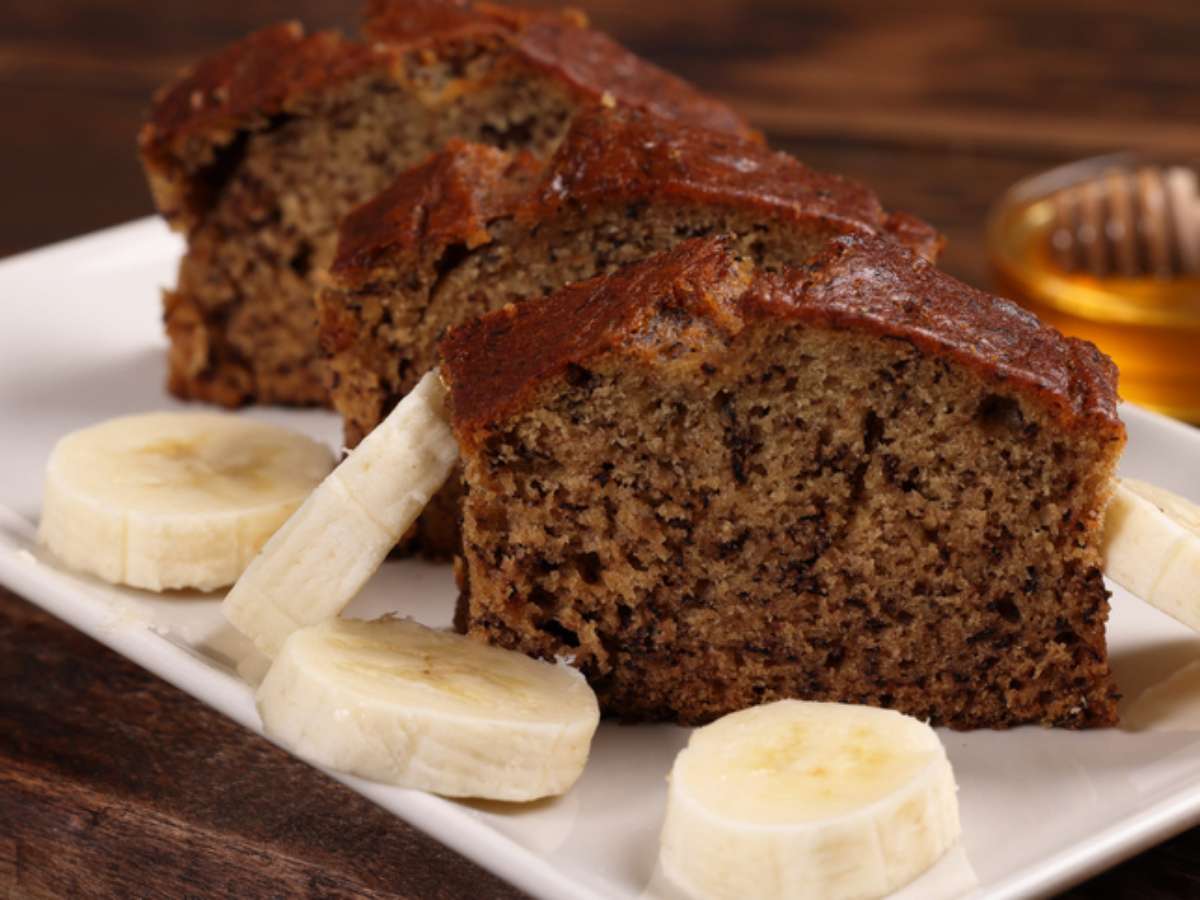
139,1,756,409
439,236,1124,729
445,237,1119,438
331,141,544,283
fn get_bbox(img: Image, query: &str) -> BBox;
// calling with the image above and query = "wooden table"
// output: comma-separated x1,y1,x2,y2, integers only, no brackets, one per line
3,1,1198,896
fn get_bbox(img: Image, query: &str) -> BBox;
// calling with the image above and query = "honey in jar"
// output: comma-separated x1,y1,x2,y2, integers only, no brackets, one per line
988,155,1200,423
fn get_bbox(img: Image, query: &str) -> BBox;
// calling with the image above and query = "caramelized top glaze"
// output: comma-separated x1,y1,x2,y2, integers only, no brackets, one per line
142,24,379,154
139,24,386,230
332,106,940,282
334,141,542,275
525,106,878,226
140,1,756,232
439,236,1123,448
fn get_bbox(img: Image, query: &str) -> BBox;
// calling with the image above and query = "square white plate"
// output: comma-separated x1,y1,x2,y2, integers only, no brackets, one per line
3,219,1200,900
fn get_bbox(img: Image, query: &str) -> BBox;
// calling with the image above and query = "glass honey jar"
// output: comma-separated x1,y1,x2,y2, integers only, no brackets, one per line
988,155,1200,423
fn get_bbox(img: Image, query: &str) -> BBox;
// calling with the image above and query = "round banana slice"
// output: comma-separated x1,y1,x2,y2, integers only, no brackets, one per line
1104,478,1200,630
223,370,458,657
257,617,600,801
659,700,960,900
39,412,333,591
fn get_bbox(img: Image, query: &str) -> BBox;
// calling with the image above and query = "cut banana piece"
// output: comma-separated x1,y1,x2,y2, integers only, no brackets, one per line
39,413,333,591
257,617,600,800
659,700,960,900
1104,478,1200,630
223,371,458,657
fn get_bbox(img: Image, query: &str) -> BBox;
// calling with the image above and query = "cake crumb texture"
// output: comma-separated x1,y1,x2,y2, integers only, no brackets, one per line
441,236,1125,729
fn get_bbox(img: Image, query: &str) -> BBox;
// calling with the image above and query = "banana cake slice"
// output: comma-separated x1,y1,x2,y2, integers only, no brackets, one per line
138,0,755,408
437,236,1125,729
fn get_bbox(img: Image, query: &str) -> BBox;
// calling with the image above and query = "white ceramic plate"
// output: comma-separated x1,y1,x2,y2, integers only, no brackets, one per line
3,219,1200,900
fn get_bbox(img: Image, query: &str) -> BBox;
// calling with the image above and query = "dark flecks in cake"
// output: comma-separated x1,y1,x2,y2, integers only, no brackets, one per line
455,321,1120,729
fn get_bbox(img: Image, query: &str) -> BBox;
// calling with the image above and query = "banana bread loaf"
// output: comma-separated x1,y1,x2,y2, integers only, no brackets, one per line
138,0,755,408
438,236,1125,729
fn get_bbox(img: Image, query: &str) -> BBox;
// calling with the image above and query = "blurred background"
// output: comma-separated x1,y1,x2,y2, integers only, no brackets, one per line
3,0,1195,288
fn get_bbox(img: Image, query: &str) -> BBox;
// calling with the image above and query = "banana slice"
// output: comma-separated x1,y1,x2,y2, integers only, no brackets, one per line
257,616,600,800
223,371,458,657
39,413,333,591
1104,478,1200,630
659,700,960,900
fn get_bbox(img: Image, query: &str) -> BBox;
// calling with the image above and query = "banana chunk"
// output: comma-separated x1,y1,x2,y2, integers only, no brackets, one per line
224,371,459,657
659,700,960,900
1104,478,1200,631
257,617,600,800
38,413,333,591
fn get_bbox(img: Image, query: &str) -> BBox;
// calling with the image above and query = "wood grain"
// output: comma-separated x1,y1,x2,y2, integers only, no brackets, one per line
2,1,1198,896
0,587,526,900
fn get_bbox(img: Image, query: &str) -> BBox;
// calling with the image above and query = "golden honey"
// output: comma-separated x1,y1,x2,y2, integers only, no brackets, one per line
988,158,1200,423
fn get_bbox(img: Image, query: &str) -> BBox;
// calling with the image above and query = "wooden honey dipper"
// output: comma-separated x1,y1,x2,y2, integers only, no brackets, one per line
1049,164,1200,278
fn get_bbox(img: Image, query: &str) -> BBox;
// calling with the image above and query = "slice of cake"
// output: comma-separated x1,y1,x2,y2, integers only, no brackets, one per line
138,1,755,408
438,236,1125,729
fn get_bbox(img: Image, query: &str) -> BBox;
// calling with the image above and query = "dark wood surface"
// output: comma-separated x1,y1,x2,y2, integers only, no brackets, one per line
3,1,1199,897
